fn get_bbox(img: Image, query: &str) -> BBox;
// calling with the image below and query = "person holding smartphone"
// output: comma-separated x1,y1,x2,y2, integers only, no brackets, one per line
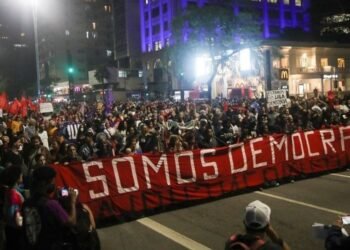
24,167,77,250
324,216,350,250
58,187,100,250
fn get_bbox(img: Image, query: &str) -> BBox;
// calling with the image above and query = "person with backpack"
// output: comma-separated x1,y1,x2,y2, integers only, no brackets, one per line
58,189,101,250
22,166,77,250
2,166,24,250
225,200,290,250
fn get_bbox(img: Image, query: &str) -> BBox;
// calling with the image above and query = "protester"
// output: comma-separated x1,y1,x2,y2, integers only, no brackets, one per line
225,200,290,250
324,217,350,250
58,190,101,250
23,166,77,250
1,166,24,250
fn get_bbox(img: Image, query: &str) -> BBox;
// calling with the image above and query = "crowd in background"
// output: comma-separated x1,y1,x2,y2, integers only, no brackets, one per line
0,90,348,249
0,91,349,172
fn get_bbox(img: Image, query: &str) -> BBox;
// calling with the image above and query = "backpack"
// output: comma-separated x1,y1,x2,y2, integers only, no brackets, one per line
22,202,42,246
227,234,266,250
71,203,101,250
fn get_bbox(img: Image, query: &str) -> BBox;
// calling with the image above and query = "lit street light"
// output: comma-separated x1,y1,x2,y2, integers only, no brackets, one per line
32,0,41,98
17,0,41,98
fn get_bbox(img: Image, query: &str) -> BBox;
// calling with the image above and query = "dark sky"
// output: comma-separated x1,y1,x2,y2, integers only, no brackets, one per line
0,0,36,97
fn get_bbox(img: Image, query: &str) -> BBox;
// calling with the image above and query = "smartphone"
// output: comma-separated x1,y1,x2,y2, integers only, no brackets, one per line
60,188,69,197
342,216,350,225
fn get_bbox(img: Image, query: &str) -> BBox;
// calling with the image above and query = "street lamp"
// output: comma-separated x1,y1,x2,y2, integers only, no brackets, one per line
17,0,40,97
32,0,41,98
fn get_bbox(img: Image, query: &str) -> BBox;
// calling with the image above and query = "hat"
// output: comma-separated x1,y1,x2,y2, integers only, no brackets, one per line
32,167,56,182
244,200,271,230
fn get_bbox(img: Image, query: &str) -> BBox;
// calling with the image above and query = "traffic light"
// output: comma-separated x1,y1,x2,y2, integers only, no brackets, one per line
68,67,74,74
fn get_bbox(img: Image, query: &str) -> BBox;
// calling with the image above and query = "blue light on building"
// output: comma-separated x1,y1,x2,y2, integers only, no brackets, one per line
140,0,310,53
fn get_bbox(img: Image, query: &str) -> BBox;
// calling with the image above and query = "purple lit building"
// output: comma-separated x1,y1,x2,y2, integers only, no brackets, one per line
140,0,311,53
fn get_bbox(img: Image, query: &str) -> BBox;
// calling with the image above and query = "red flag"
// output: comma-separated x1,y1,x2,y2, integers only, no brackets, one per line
0,92,8,111
8,98,20,115
28,97,38,112
20,96,28,117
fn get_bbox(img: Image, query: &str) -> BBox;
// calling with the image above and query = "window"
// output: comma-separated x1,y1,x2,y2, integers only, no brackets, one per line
145,0,149,4
295,0,302,6
154,41,162,51
284,0,290,4
151,7,160,18
65,30,70,36
164,21,168,31
138,71,143,78
165,38,170,47
145,28,149,37
268,0,277,3
92,22,96,30
320,58,328,67
281,58,288,68
86,31,89,39
147,44,152,52
118,70,127,78
162,3,167,13
300,53,308,67
152,24,160,35
338,58,345,68
145,12,149,21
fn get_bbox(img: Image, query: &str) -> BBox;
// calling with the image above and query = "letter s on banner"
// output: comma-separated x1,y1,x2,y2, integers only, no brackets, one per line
82,161,110,199
200,149,218,181
112,157,139,194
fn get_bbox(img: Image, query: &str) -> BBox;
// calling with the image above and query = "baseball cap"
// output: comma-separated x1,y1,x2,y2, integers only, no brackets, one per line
244,200,271,230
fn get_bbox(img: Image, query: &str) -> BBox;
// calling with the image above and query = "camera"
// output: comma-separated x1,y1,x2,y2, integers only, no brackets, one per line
58,187,79,197
59,188,69,197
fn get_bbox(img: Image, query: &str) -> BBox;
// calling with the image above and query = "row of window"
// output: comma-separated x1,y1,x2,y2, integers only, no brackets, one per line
146,38,171,52
275,56,347,69
144,0,303,7
144,3,168,20
118,70,143,78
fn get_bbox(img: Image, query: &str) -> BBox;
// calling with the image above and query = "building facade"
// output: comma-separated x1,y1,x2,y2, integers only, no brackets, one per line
139,0,311,98
140,0,310,54
38,0,114,98
113,0,142,68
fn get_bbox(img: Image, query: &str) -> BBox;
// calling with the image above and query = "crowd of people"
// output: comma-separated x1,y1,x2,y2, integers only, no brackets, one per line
0,90,348,249
0,91,348,170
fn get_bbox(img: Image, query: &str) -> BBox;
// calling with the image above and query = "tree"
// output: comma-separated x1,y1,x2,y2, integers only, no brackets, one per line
309,0,350,41
94,65,110,102
170,0,261,101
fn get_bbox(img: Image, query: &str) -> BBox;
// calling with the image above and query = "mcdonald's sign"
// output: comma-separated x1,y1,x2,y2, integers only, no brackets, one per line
280,69,289,80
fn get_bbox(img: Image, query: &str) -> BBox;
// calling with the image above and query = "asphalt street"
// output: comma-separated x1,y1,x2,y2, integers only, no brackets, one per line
97,170,350,250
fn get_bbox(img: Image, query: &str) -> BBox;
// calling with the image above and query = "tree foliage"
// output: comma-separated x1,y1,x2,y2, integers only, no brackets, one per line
170,1,261,100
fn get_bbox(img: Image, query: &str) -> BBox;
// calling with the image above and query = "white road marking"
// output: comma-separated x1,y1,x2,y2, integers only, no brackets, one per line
255,191,347,216
137,217,211,250
330,173,350,179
